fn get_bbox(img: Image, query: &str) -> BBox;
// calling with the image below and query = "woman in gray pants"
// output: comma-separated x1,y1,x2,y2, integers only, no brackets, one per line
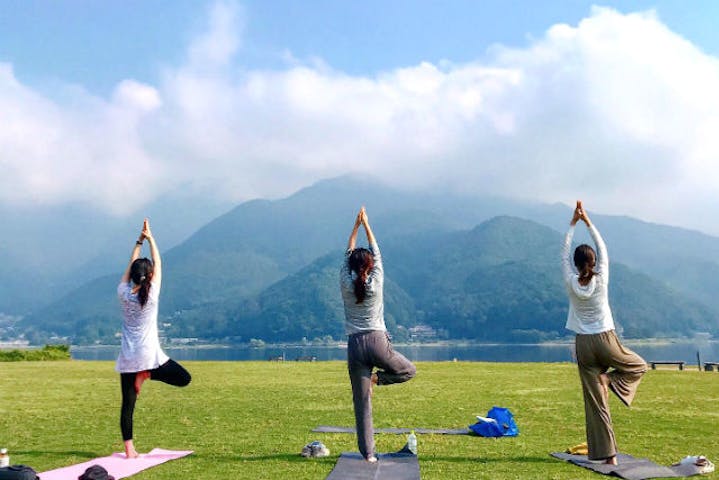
562,201,646,465
340,206,417,462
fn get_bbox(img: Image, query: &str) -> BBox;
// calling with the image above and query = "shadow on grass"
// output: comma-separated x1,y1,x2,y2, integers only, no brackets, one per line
195,452,559,466
192,452,335,463
421,455,558,465
12,450,102,459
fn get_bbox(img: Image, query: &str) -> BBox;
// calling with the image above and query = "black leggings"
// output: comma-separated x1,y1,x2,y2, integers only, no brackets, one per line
120,359,191,441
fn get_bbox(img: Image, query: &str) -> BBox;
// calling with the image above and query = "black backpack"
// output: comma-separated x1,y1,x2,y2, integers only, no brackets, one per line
78,465,115,480
0,465,39,480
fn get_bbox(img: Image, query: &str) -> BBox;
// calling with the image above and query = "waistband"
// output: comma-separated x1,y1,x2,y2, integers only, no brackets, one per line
348,329,387,339
575,329,616,338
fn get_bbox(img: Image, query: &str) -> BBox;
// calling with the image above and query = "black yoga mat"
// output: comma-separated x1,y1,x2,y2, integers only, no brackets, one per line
551,452,707,479
313,425,470,435
326,452,420,480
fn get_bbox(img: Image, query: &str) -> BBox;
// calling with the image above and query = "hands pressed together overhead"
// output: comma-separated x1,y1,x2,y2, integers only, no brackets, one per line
348,206,376,251
355,206,369,228
571,200,591,227
139,218,153,243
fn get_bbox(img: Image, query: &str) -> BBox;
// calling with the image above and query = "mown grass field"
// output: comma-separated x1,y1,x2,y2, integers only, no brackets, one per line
0,360,717,479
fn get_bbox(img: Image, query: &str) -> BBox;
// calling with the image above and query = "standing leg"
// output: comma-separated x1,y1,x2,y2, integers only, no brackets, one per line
369,332,416,386
348,335,375,460
120,373,140,458
576,334,617,461
149,359,192,387
601,331,646,407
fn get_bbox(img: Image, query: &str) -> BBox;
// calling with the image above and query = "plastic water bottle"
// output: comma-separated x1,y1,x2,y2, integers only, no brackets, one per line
407,430,417,455
0,448,9,467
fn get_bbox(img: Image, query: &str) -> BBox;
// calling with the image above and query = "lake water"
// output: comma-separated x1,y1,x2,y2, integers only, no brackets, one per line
71,341,719,366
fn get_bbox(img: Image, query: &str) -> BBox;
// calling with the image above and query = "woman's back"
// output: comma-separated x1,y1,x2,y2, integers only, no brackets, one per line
340,242,385,334
562,221,614,334
118,282,160,327
116,280,168,373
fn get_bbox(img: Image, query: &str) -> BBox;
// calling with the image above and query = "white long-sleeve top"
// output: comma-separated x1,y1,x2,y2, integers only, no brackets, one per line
561,223,615,334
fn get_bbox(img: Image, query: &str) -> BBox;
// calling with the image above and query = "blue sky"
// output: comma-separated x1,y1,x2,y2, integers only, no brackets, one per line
2,1,719,234
3,1,718,94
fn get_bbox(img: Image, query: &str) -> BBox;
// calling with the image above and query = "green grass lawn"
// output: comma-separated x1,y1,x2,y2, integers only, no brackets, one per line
0,361,717,479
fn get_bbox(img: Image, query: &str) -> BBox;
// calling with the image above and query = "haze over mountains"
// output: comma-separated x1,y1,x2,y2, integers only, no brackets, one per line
4,176,718,344
0,188,233,314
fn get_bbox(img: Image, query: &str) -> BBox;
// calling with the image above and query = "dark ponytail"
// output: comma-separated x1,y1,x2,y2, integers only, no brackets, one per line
348,248,374,304
130,258,154,307
573,244,597,284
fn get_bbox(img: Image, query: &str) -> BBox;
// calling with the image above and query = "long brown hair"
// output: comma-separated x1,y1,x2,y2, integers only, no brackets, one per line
573,244,597,285
348,248,374,304
130,258,154,307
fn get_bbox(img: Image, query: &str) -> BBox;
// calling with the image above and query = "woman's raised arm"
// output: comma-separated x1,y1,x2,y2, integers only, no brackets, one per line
142,219,162,287
561,202,582,285
360,207,377,247
121,221,147,284
577,201,608,277
347,208,363,252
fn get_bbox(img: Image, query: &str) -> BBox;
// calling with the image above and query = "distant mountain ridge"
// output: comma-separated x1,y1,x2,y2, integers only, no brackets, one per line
19,176,719,344
0,188,233,314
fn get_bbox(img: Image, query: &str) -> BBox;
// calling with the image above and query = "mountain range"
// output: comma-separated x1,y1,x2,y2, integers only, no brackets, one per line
11,176,719,344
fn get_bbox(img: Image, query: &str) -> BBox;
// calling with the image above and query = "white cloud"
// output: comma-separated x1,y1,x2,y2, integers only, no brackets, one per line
113,80,162,112
0,64,161,213
1,3,719,234
187,0,243,69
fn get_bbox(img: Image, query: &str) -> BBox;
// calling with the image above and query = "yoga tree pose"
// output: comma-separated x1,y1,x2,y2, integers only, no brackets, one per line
116,219,191,458
340,206,416,462
562,201,646,465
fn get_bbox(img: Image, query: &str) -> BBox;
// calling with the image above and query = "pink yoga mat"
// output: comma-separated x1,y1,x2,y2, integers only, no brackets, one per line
39,448,193,480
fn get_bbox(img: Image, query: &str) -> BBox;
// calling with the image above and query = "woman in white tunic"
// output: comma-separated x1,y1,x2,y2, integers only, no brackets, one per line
116,219,191,458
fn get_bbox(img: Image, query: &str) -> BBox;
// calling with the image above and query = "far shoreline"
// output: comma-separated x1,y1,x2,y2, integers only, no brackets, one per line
64,337,715,350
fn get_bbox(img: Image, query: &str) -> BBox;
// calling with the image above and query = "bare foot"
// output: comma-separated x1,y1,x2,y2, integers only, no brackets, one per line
605,456,618,465
134,370,151,395
369,372,378,397
366,455,378,463
124,440,140,459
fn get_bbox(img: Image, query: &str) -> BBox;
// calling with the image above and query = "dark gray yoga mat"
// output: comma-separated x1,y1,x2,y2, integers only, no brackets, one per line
313,425,470,435
326,452,420,480
551,452,706,479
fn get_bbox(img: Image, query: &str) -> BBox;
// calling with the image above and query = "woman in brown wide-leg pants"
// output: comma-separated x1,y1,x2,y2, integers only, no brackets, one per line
576,330,646,460
562,201,646,464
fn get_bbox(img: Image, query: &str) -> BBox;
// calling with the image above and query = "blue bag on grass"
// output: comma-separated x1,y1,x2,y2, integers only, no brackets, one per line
469,406,519,437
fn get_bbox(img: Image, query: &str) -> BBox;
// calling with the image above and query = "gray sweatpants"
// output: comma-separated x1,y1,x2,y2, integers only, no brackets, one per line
347,330,417,459
576,330,647,460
